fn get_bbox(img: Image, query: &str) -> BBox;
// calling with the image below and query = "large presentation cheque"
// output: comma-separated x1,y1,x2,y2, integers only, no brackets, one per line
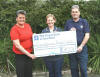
33,31,77,57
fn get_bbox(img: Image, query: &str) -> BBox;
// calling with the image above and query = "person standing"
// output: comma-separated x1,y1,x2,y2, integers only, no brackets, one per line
10,10,36,77
42,14,64,77
64,5,90,77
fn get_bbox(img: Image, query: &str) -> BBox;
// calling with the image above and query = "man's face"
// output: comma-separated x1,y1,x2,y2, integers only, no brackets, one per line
16,14,26,25
71,8,80,19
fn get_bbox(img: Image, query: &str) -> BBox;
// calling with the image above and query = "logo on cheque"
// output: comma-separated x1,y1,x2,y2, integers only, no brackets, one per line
34,36,39,40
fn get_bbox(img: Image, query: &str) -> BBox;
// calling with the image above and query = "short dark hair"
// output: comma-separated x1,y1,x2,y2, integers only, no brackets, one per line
16,10,26,17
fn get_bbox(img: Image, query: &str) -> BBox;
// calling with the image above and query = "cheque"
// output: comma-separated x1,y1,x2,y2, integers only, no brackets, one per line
33,31,77,57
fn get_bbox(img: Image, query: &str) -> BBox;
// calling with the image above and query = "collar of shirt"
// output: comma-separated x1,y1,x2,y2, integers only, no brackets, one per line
46,26,57,32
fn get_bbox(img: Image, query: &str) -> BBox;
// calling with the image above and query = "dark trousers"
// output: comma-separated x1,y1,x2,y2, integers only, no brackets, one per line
44,58,64,77
15,54,32,77
69,46,88,77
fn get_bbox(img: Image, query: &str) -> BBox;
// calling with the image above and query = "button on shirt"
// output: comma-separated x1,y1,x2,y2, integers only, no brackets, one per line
64,18,90,45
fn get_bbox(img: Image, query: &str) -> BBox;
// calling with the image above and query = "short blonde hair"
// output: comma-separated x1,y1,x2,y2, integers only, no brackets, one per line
46,14,56,22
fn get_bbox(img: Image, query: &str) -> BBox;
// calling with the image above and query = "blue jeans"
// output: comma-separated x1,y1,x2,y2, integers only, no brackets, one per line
44,58,64,77
69,46,88,77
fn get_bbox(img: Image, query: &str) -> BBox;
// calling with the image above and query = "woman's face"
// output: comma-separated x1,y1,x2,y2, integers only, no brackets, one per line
46,17,56,27
16,14,26,25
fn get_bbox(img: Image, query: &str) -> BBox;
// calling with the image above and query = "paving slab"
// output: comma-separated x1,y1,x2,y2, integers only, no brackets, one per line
0,70,100,77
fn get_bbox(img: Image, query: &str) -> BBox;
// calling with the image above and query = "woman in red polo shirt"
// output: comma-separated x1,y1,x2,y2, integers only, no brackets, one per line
10,10,36,77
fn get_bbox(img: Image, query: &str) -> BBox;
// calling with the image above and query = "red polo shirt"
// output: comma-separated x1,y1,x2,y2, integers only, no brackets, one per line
10,23,33,54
